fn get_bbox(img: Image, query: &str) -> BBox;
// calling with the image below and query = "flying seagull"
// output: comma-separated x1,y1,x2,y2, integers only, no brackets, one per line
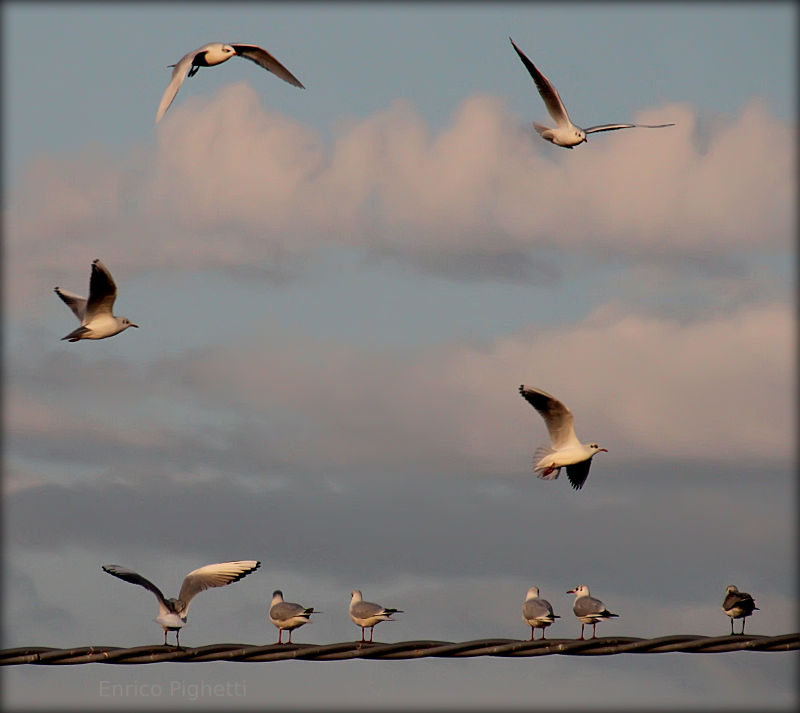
156,42,305,123
349,590,403,643
518,385,607,490
102,561,261,646
567,585,619,639
54,259,138,342
509,37,674,148
722,585,759,635
269,590,317,644
522,586,560,640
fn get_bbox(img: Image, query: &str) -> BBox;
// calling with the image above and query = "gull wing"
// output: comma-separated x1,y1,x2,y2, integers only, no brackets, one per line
519,385,580,450
584,122,675,135
509,38,570,126
230,44,305,88
271,601,313,622
523,598,556,621
102,564,169,608
724,589,756,613
176,560,260,614
574,594,610,619
565,459,593,491
85,259,118,319
156,48,202,123
53,287,87,322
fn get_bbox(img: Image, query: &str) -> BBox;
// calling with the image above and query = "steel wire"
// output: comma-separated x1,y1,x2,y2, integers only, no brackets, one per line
1,633,797,665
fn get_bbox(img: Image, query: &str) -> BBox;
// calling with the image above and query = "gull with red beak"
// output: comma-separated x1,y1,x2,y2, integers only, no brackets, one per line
518,385,607,490
567,585,619,639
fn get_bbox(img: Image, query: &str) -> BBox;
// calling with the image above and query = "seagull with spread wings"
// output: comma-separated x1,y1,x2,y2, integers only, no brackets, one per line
102,561,261,646
509,37,674,148
518,385,607,490
156,42,304,123
54,259,138,342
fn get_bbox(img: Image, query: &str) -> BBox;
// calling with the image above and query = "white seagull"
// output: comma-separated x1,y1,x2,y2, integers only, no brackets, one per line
349,590,403,643
522,586,560,640
722,585,759,635
567,585,619,640
509,37,674,148
518,385,607,490
102,561,261,646
156,42,305,123
269,590,317,644
54,259,138,342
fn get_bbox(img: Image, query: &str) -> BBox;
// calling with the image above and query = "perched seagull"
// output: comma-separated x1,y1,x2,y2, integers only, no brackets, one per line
156,42,305,123
722,585,759,635
518,385,607,490
269,590,317,644
509,37,674,149
567,585,619,639
54,259,138,342
522,586,560,640
349,590,403,643
102,561,261,646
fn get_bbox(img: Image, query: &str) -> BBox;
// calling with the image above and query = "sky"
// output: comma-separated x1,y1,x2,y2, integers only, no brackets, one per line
1,1,797,710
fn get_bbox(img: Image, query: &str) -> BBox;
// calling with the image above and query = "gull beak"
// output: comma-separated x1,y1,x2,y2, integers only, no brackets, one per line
131,323,140,328
599,448,608,452
567,588,575,594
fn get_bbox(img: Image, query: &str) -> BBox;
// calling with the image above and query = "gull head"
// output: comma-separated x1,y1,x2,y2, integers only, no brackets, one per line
525,586,540,600
567,585,590,597
121,318,139,329
588,443,607,455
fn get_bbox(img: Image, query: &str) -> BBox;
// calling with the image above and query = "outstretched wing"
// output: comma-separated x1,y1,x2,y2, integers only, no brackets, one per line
156,48,201,123
519,385,579,450
584,122,675,135
102,564,168,606
509,38,570,126
86,259,118,319
54,287,87,322
231,44,305,88
177,560,261,614
565,459,593,490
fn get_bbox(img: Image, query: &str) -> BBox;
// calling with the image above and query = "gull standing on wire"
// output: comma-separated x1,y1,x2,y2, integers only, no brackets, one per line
269,590,317,644
567,585,619,639
54,259,138,342
518,385,607,490
102,561,261,646
156,42,305,122
349,590,403,643
522,586,560,640
509,37,674,148
722,585,759,635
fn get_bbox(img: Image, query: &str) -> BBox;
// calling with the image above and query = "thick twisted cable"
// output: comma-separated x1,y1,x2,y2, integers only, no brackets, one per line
1,634,797,665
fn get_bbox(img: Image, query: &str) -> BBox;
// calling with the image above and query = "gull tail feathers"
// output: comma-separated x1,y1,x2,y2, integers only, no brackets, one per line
533,446,560,480
532,122,550,136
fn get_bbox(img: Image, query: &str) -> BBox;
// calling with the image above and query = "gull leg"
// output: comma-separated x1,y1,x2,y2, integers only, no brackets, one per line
369,626,374,643
579,623,585,640
541,628,546,640
730,618,734,636
591,622,597,639
360,626,366,643
175,630,181,648
741,618,746,635
288,629,293,644
277,629,283,644
163,629,168,646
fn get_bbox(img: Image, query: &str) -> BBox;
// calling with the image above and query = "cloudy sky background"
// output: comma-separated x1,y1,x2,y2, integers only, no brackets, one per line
2,2,796,710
